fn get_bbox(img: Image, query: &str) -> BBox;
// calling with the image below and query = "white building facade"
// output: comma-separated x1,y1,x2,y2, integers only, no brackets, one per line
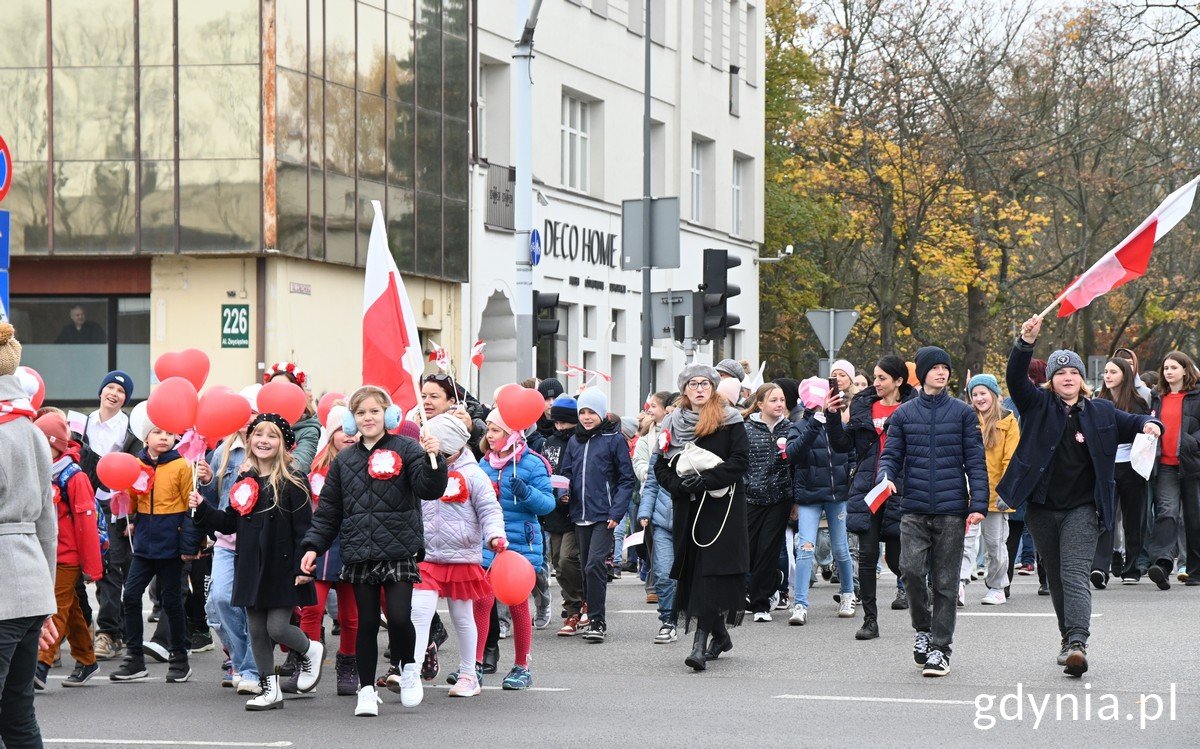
465,0,764,415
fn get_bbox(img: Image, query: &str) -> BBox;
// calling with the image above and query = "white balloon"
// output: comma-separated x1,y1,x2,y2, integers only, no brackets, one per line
130,400,155,443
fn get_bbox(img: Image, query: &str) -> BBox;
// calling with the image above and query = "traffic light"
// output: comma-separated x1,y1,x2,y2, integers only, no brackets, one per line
532,290,560,350
696,248,741,342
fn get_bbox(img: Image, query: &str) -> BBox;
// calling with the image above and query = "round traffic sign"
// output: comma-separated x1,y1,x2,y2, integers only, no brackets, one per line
0,135,11,202
529,228,542,266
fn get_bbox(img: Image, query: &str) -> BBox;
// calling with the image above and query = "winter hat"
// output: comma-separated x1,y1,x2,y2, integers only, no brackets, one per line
397,420,422,441
715,359,746,380
829,359,856,380
486,408,513,433
426,413,471,456
324,405,349,434
967,374,1001,398
717,377,742,405
773,378,800,413
99,370,134,401
1028,358,1048,386
249,412,296,450
915,346,953,385
620,417,639,439
550,395,579,424
677,364,720,393
239,384,262,413
537,378,565,401
35,412,71,453
1046,350,1086,380
0,323,21,376
577,388,609,417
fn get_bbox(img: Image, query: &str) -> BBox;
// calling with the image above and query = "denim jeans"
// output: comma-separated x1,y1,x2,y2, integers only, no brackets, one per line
794,502,854,608
1026,502,1099,643
649,525,677,624
1017,525,1037,566
575,524,615,624
0,615,44,749
613,501,636,566
205,547,256,681
1149,464,1200,571
123,555,188,658
900,514,965,657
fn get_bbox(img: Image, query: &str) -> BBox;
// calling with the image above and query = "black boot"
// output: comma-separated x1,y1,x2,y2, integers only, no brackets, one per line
704,620,733,660
684,629,708,671
855,616,879,641
481,643,499,675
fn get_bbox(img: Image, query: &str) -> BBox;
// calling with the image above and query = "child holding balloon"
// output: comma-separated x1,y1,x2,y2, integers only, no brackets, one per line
188,413,322,711
475,409,555,691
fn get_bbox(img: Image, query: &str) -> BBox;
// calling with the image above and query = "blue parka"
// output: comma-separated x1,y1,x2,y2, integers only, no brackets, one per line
480,450,555,569
786,410,851,505
637,451,673,531
558,419,637,525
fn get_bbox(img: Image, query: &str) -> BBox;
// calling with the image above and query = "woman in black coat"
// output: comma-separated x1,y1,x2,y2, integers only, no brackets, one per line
654,365,750,672
189,413,320,710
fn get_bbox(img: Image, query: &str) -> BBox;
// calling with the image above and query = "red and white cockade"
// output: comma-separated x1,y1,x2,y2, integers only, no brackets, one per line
440,471,469,503
368,449,404,480
230,478,260,515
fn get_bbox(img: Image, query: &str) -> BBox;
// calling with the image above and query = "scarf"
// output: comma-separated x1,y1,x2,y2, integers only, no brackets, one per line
660,404,744,460
51,454,73,481
0,398,37,425
574,417,611,442
486,430,526,470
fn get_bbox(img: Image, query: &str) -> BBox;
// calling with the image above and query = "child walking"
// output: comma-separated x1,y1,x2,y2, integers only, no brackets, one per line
965,375,1020,606
411,414,506,698
301,386,448,717
189,413,323,711
34,413,104,689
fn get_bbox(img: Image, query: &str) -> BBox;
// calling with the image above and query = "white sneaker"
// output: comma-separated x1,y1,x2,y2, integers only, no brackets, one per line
957,581,966,607
244,675,282,711
236,675,263,695
753,611,772,622
399,663,423,707
295,639,324,693
789,605,808,626
447,672,481,697
837,594,855,618
980,588,1007,605
355,685,382,717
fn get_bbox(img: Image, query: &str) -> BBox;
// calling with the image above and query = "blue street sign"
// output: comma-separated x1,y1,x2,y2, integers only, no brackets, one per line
529,228,542,266
0,270,9,323
0,210,10,267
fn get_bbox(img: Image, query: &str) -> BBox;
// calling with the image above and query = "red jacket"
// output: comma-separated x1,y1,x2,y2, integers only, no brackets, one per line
54,445,104,580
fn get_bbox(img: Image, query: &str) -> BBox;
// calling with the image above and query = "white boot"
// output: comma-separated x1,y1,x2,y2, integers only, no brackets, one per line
399,663,424,707
355,685,382,717
245,675,282,711
296,639,324,693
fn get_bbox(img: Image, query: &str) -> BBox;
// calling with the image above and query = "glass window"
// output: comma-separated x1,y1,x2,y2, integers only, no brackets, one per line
309,0,325,76
325,0,356,87
443,198,468,282
139,67,176,161
387,186,415,272
116,297,152,395
178,66,261,159
2,0,47,67
387,13,414,103
0,69,50,162
356,179,386,266
443,36,468,119
386,99,414,187
53,67,135,161
140,160,177,253
358,93,387,182
443,117,467,200
277,161,309,256
178,1,259,65
309,167,326,260
416,108,441,194
415,190,442,277
561,95,590,191
324,83,355,175
443,0,467,38
178,159,261,252
417,0,442,29
358,3,387,96
277,69,309,165
324,172,357,264
278,0,308,72
731,157,743,236
414,22,441,110
308,76,325,168
690,140,702,221
140,0,175,66
10,298,110,402
388,0,414,20
4,162,50,256
52,0,134,67
52,161,136,254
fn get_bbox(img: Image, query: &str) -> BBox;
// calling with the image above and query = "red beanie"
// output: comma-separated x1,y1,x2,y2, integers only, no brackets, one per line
35,413,72,453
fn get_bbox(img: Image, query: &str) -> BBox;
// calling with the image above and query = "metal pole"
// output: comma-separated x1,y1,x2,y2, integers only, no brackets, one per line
828,311,836,362
639,0,654,400
513,0,542,381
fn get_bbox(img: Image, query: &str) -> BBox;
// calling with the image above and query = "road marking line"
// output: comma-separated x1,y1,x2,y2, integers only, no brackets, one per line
46,741,293,747
48,676,163,681
613,609,659,614
772,694,974,706
958,612,1103,617
428,685,570,692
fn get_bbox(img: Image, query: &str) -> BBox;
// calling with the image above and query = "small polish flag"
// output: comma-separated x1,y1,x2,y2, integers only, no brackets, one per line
427,340,451,372
470,340,486,369
864,476,892,514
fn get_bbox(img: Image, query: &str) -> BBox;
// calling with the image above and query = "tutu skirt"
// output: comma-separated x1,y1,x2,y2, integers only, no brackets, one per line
414,561,491,601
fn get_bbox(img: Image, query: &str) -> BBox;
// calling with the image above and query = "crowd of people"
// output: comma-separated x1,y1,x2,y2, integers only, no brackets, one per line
1,312,1198,742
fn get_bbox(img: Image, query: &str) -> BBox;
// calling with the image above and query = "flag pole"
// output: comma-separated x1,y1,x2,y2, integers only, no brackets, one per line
1038,289,1069,320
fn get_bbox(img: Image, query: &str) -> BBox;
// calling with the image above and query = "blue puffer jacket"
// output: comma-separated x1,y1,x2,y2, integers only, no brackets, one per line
786,410,851,505
558,419,636,525
636,452,673,530
480,450,555,570
877,389,990,517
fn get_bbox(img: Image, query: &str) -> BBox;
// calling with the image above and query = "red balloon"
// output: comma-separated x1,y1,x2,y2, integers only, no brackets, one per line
146,376,199,435
258,379,307,424
489,550,537,607
97,452,142,491
195,388,252,441
317,391,346,427
496,385,546,432
15,366,46,410
154,349,210,391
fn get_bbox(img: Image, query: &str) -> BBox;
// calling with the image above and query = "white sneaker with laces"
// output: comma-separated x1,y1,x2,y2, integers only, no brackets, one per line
789,605,808,626
957,581,966,607
753,611,772,622
981,588,1006,605
399,663,423,707
355,685,382,717
837,594,855,618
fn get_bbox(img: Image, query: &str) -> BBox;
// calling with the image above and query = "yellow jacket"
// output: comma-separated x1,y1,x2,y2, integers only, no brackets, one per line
983,412,1020,512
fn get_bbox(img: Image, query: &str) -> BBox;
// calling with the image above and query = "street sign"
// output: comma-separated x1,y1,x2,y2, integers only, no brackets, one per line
0,135,11,203
621,197,680,269
220,304,250,348
0,210,9,267
806,309,860,355
649,289,694,340
0,270,9,323
529,228,542,266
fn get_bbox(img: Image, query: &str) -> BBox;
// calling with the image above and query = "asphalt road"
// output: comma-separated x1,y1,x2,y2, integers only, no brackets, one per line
34,572,1199,748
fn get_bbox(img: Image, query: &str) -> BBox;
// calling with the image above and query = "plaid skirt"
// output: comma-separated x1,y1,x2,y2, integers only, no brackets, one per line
340,558,421,586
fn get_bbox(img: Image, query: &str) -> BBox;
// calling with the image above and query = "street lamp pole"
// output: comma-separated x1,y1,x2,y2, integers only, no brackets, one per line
513,0,544,381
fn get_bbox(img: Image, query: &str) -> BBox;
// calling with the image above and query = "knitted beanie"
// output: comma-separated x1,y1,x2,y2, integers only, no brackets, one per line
99,370,134,401
0,323,22,376
549,395,579,424
537,378,566,401
1046,350,1086,380
577,388,609,417
966,374,1001,398
715,359,746,380
677,364,720,393
829,359,856,380
773,378,800,413
35,412,72,453
915,346,952,385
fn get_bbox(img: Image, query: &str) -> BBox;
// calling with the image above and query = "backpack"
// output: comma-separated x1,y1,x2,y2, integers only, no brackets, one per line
56,462,110,558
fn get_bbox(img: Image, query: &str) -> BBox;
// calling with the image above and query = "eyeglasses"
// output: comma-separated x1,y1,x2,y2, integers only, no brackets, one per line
685,380,713,391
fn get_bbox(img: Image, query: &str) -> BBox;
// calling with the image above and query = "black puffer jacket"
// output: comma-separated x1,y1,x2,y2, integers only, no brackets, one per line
302,433,448,565
786,410,851,505
540,426,575,534
743,414,792,506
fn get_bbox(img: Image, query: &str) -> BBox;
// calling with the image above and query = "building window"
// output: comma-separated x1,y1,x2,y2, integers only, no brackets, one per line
561,95,591,191
691,141,703,222
710,0,724,69
745,2,758,86
731,157,744,236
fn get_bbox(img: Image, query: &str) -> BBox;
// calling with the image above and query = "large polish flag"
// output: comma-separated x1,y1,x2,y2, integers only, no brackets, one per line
362,200,424,414
1057,175,1199,317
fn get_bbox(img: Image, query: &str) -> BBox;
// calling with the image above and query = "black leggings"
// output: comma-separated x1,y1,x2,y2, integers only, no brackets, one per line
857,508,901,620
353,581,415,688
1006,519,1025,589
